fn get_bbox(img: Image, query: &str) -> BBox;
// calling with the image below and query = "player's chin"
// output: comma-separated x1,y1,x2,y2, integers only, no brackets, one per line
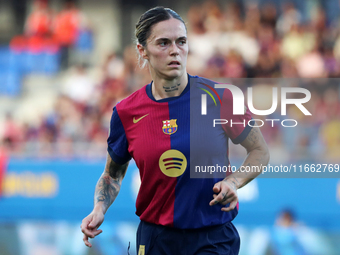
163,69,185,79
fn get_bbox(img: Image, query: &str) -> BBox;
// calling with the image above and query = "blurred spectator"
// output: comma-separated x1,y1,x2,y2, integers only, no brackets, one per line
0,139,9,196
270,209,307,255
296,45,326,78
11,0,28,34
53,1,82,69
244,4,261,37
281,24,309,61
260,3,277,29
61,64,97,106
222,50,245,78
54,95,83,143
319,88,340,162
320,118,340,161
269,208,333,255
2,113,23,152
122,45,151,93
25,0,53,37
99,53,126,113
276,3,302,36
249,50,280,78
280,57,298,77
73,18,94,66
103,52,125,81
323,45,340,77
332,32,340,61
203,52,225,78
257,24,278,53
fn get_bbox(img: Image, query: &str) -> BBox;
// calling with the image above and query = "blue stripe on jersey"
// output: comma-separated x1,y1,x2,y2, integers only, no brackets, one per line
107,107,131,165
168,87,191,228
169,79,234,229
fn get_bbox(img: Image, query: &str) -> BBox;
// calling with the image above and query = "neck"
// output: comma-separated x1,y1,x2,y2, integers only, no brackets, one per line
151,73,188,100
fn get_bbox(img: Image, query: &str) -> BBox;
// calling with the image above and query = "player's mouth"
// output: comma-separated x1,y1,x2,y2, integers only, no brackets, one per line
168,61,181,67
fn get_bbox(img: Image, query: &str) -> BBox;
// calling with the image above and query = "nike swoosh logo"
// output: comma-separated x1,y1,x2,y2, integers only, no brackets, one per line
133,114,149,124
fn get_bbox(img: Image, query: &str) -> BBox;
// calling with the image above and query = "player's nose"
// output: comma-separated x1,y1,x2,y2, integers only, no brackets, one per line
169,42,180,56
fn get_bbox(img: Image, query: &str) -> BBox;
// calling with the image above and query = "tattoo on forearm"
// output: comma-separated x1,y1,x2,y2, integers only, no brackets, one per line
163,83,180,92
231,176,240,187
94,156,129,212
225,178,237,191
95,176,120,209
223,176,238,194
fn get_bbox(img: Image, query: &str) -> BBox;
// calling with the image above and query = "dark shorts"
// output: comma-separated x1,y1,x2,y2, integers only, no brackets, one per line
136,221,240,255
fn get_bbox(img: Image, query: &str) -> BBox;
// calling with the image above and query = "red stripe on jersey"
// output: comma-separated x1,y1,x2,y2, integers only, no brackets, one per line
116,86,177,227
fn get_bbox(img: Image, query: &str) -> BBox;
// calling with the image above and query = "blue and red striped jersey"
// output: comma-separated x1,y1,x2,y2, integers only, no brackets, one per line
107,74,252,229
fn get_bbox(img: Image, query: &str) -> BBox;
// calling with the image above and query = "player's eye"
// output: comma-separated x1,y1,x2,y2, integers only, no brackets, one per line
178,40,186,45
159,41,168,46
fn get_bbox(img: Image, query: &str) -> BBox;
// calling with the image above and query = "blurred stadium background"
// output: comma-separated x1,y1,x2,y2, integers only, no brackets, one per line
0,0,339,254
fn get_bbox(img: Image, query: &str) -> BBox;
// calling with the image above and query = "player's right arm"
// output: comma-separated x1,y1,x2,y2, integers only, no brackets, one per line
80,153,129,247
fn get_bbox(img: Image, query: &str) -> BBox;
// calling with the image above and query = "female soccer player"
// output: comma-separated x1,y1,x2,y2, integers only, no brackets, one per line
81,7,269,254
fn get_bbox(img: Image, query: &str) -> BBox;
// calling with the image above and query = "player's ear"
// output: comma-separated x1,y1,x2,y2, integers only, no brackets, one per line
137,43,149,60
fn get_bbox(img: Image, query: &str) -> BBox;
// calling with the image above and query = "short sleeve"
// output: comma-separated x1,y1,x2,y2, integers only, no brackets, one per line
220,88,253,144
107,107,132,164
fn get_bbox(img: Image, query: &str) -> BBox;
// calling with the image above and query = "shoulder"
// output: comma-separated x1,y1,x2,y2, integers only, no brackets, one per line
189,74,220,87
190,75,227,98
115,85,149,114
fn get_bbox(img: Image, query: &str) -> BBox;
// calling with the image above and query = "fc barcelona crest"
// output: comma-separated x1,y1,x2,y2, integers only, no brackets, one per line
162,119,178,135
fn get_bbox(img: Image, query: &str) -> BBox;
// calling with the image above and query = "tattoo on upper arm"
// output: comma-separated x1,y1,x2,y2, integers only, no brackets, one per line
108,158,128,180
257,156,263,165
246,128,259,146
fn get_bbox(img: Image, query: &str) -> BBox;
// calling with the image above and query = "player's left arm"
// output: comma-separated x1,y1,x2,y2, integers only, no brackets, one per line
210,126,270,212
